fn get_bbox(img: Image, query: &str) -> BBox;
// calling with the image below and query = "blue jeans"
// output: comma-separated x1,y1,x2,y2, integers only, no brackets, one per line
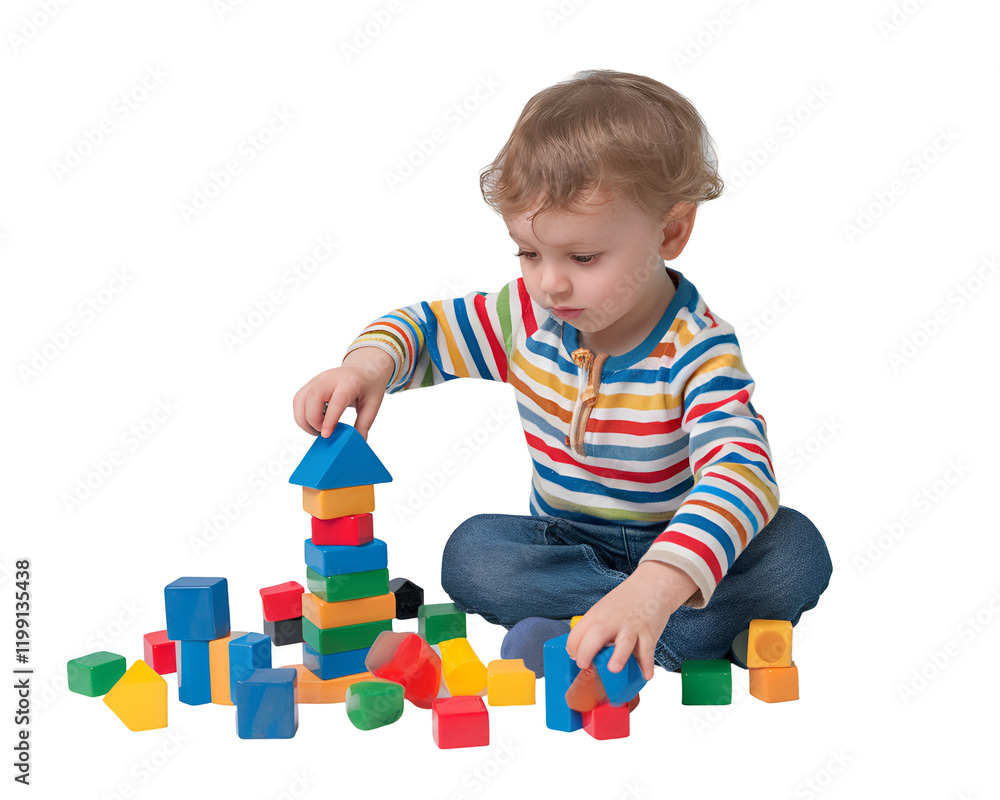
440,506,832,671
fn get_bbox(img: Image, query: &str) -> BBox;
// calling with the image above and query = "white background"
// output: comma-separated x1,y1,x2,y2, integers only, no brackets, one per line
3,1,999,798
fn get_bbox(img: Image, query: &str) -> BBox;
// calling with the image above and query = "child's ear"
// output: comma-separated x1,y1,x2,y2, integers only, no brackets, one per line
659,202,697,261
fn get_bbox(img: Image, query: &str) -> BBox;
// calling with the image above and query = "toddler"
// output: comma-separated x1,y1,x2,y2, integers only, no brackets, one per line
293,69,832,680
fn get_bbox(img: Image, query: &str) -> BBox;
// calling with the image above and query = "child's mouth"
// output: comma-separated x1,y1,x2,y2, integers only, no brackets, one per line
551,307,583,319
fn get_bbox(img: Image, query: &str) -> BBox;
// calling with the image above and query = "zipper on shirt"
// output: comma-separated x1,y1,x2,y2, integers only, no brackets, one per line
566,347,609,457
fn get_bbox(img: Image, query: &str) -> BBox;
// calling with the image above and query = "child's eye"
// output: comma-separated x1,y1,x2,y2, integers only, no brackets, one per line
573,254,599,264
514,249,537,259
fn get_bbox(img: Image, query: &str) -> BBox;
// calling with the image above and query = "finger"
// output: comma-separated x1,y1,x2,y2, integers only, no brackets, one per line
635,635,656,682
575,626,614,672
319,388,354,438
607,632,638,674
352,392,384,441
292,388,319,436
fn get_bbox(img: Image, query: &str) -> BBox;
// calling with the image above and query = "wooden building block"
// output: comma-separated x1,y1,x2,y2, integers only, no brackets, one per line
486,659,535,706
432,695,489,749
681,659,732,705
582,700,629,740
259,581,305,622
209,630,247,705
301,591,395,630
747,619,793,669
67,651,126,697
234,669,298,739
142,630,176,675
417,602,466,645
311,513,374,546
749,663,799,703
302,485,374,519
304,538,387,577
289,664,374,704
542,633,582,732
306,566,389,603
103,660,168,731
438,637,487,696
164,577,230,641
345,679,405,730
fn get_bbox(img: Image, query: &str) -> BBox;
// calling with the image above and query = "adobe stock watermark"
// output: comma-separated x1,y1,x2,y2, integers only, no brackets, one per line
772,416,844,487
854,458,969,575
738,287,797,345
214,0,250,21
671,0,755,71
341,0,406,62
793,748,854,799
441,740,521,799
60,397,180,514
546,0,592,30
842,125,960,244
100,731,189,800
887,255,998,371
51,66,168,182
876,0,933,40
722,84,833,197
223,235,340,352
394,405,515,523
189,434,312,555
178,106,295,223
897,588,1000,705
7,0,71,54
384,75,501,192
18,268,133,386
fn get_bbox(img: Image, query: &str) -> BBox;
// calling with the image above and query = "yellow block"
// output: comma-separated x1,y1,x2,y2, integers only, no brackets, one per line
301,592,395,629
103,660,167,731
570,615,583,629
438,638,486,696
486,659,535,706
749,662,799,703
209,630,247,706
290,664,375,704
747,619,792,669
303,485,374,519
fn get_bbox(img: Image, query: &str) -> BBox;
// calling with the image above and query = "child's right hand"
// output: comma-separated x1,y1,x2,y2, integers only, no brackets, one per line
292,347,396,440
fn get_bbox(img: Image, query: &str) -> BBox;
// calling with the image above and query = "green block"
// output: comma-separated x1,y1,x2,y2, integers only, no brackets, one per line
68,651,127,697
417,602,466,645
306,567,389,602
302,617,393,655
681,658,732,705
345,678,404,730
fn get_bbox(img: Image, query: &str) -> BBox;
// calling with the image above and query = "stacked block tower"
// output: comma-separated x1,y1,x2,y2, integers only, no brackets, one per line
287,422,396,699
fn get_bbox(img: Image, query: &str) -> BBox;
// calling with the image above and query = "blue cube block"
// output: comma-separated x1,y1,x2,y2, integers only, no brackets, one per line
176,640,212,705
234,668,298,739
303,538,387,578
164,577,230,641
592,645,647,705
302,642,370,680
229,633,272,698
542,632,582,732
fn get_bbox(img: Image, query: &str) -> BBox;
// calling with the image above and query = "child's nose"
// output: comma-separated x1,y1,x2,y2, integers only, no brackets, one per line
538,263,571,297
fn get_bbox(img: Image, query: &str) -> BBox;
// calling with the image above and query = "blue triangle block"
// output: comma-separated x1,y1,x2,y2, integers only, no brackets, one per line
288,423,392,489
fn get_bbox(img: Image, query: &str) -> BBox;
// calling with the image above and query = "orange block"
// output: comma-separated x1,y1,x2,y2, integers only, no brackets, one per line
302,485,374,519
749,663,799,703
209,630,247,706
565,667,606,713
290,664,375,704
301,591,395,629
747,619,792,668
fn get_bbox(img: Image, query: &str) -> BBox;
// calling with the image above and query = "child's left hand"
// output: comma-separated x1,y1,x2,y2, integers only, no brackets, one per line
565,560,697,681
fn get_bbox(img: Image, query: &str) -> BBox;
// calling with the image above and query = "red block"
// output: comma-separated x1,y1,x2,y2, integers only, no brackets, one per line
311,513,374,546
260,581,305,622
143,630,176,675
582,700,630,740
432,695,489,749
365,631,441,709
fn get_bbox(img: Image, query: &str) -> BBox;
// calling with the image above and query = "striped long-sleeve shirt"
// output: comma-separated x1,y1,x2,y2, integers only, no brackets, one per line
345,266,779,607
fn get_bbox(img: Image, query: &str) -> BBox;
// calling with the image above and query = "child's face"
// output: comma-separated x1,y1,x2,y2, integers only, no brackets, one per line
504,192,691,353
